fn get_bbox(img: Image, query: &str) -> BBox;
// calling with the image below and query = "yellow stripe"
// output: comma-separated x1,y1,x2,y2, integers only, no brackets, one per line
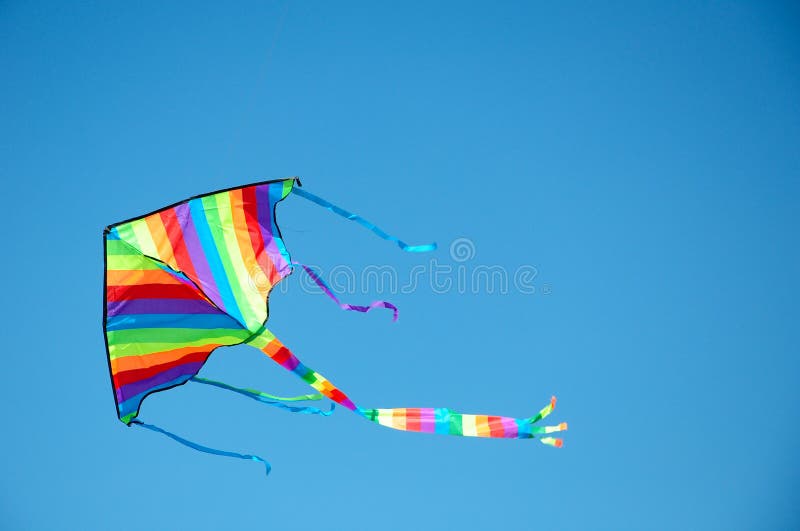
229,190,272,327
130,218,159,258
145,212,176,266
215,192,266,330
461,415,478,436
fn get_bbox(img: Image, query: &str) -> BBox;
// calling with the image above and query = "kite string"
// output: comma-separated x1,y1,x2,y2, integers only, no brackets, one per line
131,420,271,475
293,262,399,321
225,0,290,167
291,186,437,253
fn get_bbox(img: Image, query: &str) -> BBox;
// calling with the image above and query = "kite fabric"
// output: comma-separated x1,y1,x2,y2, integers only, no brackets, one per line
103,177,567,473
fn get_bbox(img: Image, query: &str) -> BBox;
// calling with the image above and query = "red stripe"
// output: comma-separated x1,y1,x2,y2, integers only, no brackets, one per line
160,208,199,281
241,185,272,282
271,346,291,365
406,408,422,432
112,350,211,388
487,416,506,438
328,388,349,404
107,283,206,302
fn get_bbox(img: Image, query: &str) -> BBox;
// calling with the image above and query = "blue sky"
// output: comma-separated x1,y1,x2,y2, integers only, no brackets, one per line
1,2,798,529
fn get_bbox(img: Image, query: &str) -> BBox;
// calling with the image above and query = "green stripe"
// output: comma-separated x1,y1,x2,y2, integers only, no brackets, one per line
106,239,140,256
201,194,250,320
108,335,247,359
108,327,250,344
108,326,249,346
115,222,140,250
106,254,164,271
449,413,463,436
281,179,294,198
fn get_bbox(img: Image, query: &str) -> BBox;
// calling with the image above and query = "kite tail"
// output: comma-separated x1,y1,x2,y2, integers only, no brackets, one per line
131,420,271,475
294,262,398,321
291,186,437,253
246,329,567,447
358,396,567,445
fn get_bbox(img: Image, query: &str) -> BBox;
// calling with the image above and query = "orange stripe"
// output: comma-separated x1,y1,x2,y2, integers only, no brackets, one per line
229,189,273,294
240,185,275,287
393,409,408,430
262,340,282,357
475,415,490,437
106,269,185,286
110,344,221,373
145,212,176,266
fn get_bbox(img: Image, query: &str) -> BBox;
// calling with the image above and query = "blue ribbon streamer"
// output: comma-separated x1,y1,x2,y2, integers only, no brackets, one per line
131,420,271,475
190,377,335,415
291,187,437,253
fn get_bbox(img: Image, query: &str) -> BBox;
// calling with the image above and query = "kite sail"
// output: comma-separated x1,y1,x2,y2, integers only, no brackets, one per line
103,177,567,474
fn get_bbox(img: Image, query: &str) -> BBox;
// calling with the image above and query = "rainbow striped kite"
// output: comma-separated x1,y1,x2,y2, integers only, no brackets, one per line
103,177,567,473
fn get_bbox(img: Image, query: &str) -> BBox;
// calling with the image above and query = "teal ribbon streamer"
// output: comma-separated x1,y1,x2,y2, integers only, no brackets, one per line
291,187,437,253
190,377,335,416
131,420,271,475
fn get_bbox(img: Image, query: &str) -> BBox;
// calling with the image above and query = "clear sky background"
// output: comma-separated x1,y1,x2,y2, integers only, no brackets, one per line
1,2,798,529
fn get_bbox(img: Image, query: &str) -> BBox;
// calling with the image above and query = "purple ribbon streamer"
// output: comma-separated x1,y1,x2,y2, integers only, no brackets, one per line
296,263,398,322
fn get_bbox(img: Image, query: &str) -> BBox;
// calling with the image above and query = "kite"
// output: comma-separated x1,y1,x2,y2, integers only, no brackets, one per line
103,177,567,474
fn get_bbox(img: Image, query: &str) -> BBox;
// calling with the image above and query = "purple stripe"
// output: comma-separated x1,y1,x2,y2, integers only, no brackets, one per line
116,361,205,403
339,398,357,411
107,298,222,316
419,409,437,433
502,417,520,438
282,354,300,371
174,202,223,309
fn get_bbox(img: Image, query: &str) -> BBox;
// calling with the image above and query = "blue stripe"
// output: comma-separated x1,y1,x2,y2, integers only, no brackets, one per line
107,227,121,240
106,313,244,331
515,419,533,439
434,408,452,435
189,198,246,326
118,374,193,420
269,182,292,266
